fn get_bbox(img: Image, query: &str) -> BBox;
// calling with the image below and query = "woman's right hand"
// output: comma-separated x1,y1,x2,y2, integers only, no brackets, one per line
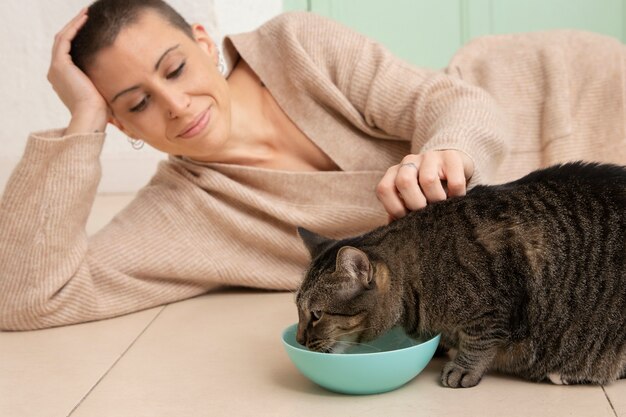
47,8,109,134
376,150,474,222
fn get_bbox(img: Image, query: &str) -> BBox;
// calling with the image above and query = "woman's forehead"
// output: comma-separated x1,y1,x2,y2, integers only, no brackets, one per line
87,12,194,97
101,11,190,61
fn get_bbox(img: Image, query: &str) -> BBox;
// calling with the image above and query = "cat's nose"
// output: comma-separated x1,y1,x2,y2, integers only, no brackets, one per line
296,326,307,345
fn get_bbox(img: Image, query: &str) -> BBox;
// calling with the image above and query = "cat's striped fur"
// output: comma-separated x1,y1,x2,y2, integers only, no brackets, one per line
296,162,626,388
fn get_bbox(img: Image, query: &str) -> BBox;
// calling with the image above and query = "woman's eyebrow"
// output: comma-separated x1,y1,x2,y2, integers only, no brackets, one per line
154,44,180,71
111,44,181,103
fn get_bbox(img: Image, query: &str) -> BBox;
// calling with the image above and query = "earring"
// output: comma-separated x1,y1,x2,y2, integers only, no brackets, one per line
218,49,226,75
127,136,144,150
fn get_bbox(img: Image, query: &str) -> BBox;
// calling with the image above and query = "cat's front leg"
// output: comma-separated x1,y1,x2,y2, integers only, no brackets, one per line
440,332,498,388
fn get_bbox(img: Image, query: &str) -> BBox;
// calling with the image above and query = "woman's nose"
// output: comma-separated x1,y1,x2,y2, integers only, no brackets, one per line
161,88,190,119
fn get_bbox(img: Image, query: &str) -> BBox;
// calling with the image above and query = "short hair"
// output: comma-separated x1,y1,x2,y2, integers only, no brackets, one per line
71,0,194,72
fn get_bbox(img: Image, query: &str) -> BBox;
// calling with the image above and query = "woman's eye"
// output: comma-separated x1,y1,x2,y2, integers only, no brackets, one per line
311,310,323,322
129,97,149,113
166,61,186,80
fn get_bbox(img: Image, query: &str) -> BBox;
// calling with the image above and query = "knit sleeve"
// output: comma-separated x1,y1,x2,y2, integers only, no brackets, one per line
348,31,509,185
0,131,211,330
288,12,510,186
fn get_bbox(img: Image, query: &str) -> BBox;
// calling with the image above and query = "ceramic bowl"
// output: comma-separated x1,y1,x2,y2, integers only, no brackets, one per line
281,323,440,394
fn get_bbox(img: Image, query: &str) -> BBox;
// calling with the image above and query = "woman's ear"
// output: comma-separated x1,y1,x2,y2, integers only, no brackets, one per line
190,23,218,64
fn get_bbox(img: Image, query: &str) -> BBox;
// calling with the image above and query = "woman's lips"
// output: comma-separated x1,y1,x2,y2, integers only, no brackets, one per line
179,108,211,139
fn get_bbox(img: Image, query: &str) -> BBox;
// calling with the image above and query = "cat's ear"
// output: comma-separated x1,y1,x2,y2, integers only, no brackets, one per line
336,246,374,290
297,227,335,259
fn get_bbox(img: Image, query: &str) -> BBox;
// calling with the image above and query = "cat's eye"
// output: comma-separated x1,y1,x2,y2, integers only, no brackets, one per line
311,310,323,322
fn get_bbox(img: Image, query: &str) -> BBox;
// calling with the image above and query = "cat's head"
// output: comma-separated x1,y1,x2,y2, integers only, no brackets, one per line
295,227,401,353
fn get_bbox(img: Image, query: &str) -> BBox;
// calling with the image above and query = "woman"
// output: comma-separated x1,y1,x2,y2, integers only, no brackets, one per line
0,0,623,330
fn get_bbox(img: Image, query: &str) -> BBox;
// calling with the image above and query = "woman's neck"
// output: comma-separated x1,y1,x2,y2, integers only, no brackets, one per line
212,59,279,166
205,58,339,172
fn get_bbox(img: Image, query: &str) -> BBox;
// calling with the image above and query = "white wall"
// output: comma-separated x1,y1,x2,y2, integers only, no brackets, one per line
0,0,282,194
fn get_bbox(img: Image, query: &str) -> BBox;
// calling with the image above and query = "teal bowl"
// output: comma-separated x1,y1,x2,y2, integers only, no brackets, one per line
281,324,440,395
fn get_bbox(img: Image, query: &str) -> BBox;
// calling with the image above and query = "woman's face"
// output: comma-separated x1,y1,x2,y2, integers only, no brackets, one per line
88,10,231,158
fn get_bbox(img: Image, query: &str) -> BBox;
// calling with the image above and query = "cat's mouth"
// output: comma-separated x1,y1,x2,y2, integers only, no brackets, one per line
306,339,337,353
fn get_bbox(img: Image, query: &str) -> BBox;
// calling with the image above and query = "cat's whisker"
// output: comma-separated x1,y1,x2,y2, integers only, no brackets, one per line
332,326,376,339
326,338,383,352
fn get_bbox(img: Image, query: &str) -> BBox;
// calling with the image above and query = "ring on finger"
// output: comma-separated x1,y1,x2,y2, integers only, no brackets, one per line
399,162,418,170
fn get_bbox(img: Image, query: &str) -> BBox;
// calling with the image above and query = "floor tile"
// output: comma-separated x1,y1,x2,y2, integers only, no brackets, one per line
71,291,615,417
0,307,161,417
605,379,626,417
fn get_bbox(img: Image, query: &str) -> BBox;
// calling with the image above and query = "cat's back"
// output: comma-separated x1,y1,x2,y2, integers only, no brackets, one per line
452,161,625,296
509,161,626,189
466,162,626,216
473,161,626,196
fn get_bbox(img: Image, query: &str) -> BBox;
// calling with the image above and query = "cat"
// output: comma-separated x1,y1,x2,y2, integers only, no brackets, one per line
295,162,626,388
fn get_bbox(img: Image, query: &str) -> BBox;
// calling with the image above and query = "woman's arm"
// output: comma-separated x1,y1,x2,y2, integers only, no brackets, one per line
0,130,217,330
347,26,509,217
286,12,509,218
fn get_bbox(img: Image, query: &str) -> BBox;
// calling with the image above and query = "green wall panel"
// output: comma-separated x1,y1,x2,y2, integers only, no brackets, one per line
309,0,463,69
470,0,624,40
283,0,308,12
286,0,626,69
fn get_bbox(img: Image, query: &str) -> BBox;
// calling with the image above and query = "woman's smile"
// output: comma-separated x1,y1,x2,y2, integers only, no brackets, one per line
178,106,211,139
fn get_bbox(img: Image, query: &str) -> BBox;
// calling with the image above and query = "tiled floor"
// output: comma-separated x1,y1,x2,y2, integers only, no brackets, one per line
1,194,625,417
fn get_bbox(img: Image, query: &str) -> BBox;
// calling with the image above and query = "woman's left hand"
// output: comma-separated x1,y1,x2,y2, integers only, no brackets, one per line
376,150,474,221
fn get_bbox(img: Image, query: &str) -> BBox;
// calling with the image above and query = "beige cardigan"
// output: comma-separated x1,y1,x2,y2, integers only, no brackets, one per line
0,12,624,330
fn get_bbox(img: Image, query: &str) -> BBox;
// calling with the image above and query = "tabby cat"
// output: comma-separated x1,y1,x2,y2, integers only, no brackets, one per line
295,162,626,388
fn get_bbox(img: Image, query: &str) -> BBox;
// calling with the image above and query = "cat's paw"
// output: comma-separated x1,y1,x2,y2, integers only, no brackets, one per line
547,373,569,385
441,361,483,388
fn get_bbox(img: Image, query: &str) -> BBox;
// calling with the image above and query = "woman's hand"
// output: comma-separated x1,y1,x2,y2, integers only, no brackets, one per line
376,150,474,221
47,8,109,134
